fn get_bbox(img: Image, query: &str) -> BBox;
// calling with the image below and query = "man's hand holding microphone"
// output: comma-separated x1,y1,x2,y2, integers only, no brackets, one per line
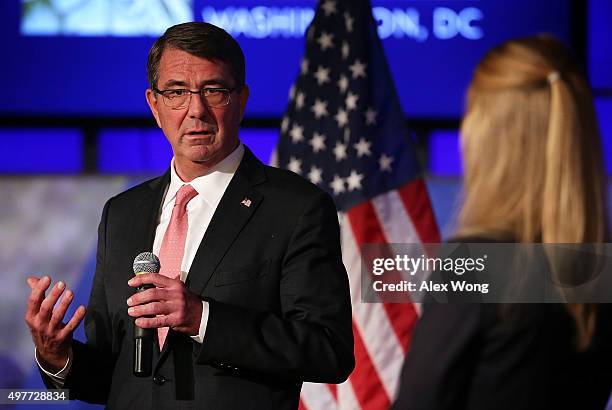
25,252,203,378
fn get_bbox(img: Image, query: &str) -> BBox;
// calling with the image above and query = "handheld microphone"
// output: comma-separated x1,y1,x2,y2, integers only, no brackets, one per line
132,252,160,377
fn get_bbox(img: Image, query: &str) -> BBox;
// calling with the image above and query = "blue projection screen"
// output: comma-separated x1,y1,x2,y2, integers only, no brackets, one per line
589,0,612,90
6,0,570,119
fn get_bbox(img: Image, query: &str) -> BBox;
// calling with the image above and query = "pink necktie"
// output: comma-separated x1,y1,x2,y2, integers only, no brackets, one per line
157,184,198,349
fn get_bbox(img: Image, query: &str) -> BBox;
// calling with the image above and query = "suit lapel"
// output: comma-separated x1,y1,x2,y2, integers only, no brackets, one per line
185,147,266,296
134,172,170,253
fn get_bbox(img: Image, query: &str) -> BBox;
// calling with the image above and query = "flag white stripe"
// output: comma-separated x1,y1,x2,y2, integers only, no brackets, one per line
371,190,421,244
301,383,338,410
372,189,427,318
337,379,362,410
339,210,406,402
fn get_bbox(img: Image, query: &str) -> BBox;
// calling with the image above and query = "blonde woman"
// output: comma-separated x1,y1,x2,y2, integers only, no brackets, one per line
392,35,612,410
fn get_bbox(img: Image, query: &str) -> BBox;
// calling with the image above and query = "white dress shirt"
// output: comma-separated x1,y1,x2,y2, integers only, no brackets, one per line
37,144,245,385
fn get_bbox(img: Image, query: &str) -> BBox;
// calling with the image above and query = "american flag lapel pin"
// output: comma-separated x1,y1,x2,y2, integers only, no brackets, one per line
241,197,252,208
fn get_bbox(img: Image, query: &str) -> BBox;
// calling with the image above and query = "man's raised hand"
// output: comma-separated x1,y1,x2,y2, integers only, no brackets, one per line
24,276,86,372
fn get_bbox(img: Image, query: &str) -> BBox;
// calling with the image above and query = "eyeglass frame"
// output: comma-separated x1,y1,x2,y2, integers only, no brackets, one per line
152,86,235,109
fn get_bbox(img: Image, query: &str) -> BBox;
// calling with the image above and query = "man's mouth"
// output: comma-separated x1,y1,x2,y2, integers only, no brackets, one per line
186,129,215,137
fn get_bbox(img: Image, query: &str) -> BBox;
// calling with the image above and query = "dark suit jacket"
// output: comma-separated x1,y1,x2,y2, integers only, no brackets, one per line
42,147,354,409
392,303,612,410
392,238,612,410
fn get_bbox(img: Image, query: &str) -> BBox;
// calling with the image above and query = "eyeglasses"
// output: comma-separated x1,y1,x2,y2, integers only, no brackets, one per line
153,87,233,109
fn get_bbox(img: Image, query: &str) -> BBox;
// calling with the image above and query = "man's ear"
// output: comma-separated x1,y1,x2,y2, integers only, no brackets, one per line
146,89,162,128
238,85,250,121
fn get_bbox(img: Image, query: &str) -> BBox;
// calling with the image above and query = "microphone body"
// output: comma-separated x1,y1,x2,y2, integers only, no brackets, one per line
132,252,160,377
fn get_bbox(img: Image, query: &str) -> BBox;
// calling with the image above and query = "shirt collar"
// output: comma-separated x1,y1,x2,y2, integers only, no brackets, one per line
164,143,245,209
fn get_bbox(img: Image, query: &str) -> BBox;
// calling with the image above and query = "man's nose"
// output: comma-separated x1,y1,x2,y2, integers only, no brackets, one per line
187,92,213,119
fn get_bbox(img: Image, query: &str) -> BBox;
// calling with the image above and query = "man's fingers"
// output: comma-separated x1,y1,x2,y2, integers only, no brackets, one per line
26,276,40,290
135,315,171,329
39,281,66,321
128,301,167,318
25,276,51,321
49,289,73,330
128,273,175,289
127,287,168,307
58,305,86,340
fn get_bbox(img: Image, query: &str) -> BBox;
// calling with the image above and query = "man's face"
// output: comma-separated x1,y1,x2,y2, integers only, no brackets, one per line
146,47,248,176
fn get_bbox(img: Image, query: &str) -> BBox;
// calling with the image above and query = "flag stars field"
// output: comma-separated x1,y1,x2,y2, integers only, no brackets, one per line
345,92,359,111
314,66,331,85
288,84,296,100
311,99,329,118
295,92,306,109
306,24,315,41
333,141,348,161
354,137,372,157
365,107,378,125
379,153,394,172
280,116,289,133
301,59,309,75
349,59,367,79
287,157,302,175
321,0,337,17
310,133,327,153
289,124,304,143
318,31,334,51
330,174,345,195
335,108,349,128
344,12,354,32
308,165,323,185
342,41,350,59
338,75,349,93
346,170,364,191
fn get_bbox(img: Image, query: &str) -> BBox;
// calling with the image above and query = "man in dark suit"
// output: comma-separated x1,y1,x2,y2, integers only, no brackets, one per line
25,22,354,409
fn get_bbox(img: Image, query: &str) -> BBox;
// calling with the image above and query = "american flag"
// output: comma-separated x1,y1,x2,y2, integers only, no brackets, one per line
276,0,440,408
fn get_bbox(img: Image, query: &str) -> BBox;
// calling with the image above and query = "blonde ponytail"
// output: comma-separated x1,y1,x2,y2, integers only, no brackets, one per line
542,75,586,243
457,35,607,350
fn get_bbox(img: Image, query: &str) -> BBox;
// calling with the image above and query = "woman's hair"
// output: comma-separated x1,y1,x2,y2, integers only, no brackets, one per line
457,35,607,349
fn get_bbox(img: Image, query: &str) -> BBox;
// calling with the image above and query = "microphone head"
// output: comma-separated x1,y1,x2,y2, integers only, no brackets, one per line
133,252,160,275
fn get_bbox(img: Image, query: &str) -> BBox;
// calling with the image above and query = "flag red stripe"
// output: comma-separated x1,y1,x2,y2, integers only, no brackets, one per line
340,210,406,403
328,383,337,401
397,179,441,244
381,302,417,355
346,200,387,244
347,200,419,352
350,320,391,409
